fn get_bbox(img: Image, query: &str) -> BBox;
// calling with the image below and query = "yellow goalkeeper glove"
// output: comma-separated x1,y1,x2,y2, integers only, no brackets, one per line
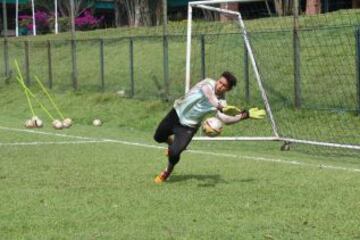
248,107,266,119
222,105,241,116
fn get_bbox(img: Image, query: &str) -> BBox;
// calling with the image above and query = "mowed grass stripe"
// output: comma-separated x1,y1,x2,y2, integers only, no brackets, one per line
0,142,360,239
1,125,360,174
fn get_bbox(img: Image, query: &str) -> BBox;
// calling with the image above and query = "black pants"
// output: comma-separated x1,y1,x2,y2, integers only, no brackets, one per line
153,108,198,166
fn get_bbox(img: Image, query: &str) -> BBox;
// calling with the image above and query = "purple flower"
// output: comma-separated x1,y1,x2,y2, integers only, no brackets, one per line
75,10,103,30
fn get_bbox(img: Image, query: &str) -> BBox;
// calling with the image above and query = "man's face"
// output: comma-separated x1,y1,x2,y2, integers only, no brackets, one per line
215,77,230,95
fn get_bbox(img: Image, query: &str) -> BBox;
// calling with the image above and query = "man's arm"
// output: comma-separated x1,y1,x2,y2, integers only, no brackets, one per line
201,84,224,111
216,110,249,125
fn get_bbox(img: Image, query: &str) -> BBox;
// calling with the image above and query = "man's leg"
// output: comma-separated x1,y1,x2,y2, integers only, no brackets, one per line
153,109,177,143
155,125,197,183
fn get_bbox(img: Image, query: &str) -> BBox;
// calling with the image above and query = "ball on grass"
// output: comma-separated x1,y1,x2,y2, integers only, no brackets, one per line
62,118,73,128
93,119,102,127
24,119,35,128
52,119,63,130
32,116,43,128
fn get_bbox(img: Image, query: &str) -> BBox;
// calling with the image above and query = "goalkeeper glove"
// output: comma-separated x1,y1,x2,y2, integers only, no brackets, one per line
222,105,241,116
248,107,266,119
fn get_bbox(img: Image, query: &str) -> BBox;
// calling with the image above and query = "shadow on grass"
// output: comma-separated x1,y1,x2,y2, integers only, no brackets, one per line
169,174,228,187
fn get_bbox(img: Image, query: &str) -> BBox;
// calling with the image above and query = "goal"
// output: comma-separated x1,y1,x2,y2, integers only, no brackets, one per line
185,0,360,152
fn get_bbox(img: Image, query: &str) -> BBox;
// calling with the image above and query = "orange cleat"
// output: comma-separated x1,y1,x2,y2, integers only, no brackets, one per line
154,170,170,184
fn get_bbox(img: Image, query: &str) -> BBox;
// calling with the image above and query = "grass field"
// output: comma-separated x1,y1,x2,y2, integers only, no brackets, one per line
0,81,360,239
2,10,360,150
1,116,360,239
1,9,360,239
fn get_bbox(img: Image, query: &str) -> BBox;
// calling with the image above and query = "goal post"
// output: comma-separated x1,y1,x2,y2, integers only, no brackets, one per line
185,0,360,152
186,0,280,142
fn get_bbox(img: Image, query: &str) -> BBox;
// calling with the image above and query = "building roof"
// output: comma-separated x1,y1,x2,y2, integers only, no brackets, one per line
95,0,114,10
168,0,191,7
0,0,29,4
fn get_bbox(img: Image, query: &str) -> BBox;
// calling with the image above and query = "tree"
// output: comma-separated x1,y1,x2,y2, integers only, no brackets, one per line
114,0,163,27
273,0,293,16
35,0,95,17
353,0,360,8
58,0,95,17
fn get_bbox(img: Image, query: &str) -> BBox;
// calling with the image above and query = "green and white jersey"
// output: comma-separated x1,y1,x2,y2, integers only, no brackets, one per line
174,78,226,128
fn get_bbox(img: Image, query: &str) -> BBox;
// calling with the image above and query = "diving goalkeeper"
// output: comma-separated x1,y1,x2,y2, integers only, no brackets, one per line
153,71,265,183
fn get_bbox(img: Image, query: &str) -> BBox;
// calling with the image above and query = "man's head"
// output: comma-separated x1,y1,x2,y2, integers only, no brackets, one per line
215,71,237,95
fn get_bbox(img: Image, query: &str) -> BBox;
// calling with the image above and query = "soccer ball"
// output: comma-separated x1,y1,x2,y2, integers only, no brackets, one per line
202,117,223,137
93,119,102,127
32,116,43,128
52,119,63,130
62,118,73,128
24,119,35,128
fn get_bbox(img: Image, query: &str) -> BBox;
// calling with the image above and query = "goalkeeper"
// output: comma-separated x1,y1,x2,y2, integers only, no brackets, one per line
153,71,265,183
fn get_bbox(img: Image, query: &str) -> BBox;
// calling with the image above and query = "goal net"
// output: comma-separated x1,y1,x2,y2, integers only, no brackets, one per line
185,0,360,153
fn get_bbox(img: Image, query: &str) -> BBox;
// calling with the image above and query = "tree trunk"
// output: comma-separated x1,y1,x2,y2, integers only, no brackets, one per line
353,0,360,8
154,0,162,26
274,0,284,16
58,0,94,17
140,0,151,26
134,1,141,27
220,3,238,21
306,0,321,15
114,0,121,27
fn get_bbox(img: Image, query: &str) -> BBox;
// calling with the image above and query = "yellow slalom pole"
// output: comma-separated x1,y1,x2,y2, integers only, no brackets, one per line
14,61,36,117
34,75,65,119
23,80,36,117
16,76,55,121
14,60,55,121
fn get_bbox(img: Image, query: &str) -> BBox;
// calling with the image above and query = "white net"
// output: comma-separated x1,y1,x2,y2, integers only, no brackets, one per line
186,0,360,155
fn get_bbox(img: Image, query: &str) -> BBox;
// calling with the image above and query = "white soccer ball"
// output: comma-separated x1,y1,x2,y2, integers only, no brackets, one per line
202,117,223,137
32,116,43,128
62,118,73,128
93,119,102,127
24,119,35,128
52,119,63,130
34,119,43,128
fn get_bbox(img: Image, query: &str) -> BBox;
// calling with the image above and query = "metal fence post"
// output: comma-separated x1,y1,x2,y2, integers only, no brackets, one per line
356,27,360,115
163,35,169,100
293,0,301,109
323,0,329,13
24,40,30,86
2,0,10,81
244,41,249,102
47,40,53,89
162,0,169,100
99,38,105,90
200,34,206,80
129,38,134,98
3,39,10,82
71,39,78,90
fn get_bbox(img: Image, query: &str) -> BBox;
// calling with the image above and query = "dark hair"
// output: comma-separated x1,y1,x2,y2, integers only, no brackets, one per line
221,71,237,90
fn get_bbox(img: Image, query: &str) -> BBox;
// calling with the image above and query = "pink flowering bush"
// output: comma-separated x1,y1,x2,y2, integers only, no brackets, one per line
19,11,51,34
19,9,103,34
75,10,103,31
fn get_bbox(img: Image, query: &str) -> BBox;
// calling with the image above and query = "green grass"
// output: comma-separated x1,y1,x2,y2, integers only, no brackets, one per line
0,80,359,239
1,110,360,239
0,10,359,239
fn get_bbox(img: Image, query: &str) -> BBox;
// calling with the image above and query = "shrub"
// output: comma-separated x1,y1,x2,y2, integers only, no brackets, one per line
19,11,51,34
75,10,103,31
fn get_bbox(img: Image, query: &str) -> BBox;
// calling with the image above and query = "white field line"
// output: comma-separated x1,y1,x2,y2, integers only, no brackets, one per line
1,126,360,173
0,140,107,146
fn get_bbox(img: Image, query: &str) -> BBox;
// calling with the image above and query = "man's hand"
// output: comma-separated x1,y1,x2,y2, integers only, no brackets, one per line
222,105,241,116
248,107,266,119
